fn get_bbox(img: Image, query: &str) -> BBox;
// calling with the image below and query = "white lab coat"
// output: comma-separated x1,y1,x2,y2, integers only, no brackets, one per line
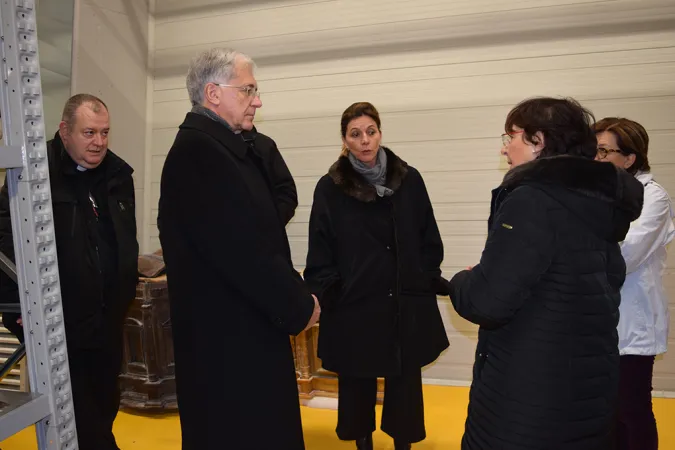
618,172,675,356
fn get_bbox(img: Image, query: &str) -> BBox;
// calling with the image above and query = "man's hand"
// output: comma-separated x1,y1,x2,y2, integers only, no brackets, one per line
17,317,22,327
304,295,321,330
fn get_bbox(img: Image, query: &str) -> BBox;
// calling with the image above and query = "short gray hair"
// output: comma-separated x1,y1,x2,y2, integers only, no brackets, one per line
186,48,255,106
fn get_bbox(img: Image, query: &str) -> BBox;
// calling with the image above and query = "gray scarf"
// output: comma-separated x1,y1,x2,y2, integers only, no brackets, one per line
348,147,394,197
191,105,240,134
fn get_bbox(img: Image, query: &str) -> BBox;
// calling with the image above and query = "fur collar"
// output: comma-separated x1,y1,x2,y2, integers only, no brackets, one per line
501,155,643,220
328,147,408,202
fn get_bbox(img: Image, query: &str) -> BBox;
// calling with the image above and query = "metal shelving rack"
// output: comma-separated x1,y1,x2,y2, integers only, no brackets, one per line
0,0,78,448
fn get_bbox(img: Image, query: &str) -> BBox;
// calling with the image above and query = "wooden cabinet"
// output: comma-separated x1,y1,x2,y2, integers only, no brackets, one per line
119,275,177,411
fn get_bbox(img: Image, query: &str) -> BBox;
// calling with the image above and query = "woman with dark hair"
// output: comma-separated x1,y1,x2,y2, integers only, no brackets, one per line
446,97,645,449
304,102,449,450
594,117,674,450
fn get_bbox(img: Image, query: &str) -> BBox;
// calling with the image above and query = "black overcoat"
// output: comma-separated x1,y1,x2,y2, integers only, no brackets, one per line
158,113,315,450
304,148,449,377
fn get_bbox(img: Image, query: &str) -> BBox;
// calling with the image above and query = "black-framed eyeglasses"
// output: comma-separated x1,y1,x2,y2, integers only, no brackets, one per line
214,83,261,98
596,147,624,160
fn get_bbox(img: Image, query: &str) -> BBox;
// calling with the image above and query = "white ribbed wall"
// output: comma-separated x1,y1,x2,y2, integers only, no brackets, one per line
143,0,675,389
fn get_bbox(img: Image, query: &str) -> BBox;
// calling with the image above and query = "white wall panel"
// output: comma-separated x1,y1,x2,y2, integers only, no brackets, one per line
149,0,675,390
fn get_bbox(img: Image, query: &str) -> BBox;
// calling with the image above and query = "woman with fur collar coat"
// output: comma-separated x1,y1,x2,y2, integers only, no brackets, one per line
446,97,645,450
304,102,449,450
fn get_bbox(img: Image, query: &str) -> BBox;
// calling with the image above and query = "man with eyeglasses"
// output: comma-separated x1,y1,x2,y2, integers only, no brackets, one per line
188,61,298,225
157,48,320,450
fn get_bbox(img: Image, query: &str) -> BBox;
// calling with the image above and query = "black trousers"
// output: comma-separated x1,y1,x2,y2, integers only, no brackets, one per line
617,355,658,450
336,366,426,444
69,344,124,450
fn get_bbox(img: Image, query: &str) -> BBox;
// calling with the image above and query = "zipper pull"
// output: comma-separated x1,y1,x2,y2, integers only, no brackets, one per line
88,192,99,221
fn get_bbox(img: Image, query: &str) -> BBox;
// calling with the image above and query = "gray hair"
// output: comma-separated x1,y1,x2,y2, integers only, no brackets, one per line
186,48,255,106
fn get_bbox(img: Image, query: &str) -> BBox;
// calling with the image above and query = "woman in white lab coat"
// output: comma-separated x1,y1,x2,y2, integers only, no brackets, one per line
594,117,675,450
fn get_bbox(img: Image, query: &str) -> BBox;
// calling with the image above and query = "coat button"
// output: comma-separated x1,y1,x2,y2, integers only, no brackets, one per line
386,245,391,250
388,290,393,297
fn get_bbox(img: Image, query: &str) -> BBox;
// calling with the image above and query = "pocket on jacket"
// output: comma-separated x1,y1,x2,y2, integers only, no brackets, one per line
117,199,133,213
114,197,137,230
115,197,135,216
473,340,489,381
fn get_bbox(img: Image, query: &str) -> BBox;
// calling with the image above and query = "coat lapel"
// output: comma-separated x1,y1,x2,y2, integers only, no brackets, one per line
179,112,250,160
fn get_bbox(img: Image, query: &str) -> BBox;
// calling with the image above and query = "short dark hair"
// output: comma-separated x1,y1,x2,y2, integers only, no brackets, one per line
505,97,597,159
592,117,650,174
61,93,108,129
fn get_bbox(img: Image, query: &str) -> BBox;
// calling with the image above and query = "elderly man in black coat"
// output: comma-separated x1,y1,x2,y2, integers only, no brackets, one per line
158,48,320,450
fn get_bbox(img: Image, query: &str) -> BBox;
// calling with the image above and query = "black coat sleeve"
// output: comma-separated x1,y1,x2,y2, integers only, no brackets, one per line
161,136,314,336
417,172,447,294
304,179,342,310
448,186,555,329
0,178,24,342
266,142,298,226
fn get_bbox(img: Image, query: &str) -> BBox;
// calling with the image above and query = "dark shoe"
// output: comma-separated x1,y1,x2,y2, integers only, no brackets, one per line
356,434,373,450
394,440,411,450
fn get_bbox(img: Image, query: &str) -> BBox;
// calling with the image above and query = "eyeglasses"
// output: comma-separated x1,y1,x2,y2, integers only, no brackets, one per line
214,83,261,98
596,147,624,160
501,130,523,146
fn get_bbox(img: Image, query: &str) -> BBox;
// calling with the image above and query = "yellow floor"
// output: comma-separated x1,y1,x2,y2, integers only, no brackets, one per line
2,386,674,449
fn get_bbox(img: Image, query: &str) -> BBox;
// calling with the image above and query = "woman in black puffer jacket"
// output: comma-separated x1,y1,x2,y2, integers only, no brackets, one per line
447,97,644,450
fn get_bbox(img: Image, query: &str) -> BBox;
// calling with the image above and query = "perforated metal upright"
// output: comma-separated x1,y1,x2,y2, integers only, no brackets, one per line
0,0,78,448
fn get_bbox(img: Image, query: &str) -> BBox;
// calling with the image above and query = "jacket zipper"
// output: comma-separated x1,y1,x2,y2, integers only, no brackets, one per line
70,205,77,237
95,243,104,310
89,190,105,310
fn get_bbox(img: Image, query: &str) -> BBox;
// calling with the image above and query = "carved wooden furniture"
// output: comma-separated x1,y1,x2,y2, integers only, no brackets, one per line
119,275,177,411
